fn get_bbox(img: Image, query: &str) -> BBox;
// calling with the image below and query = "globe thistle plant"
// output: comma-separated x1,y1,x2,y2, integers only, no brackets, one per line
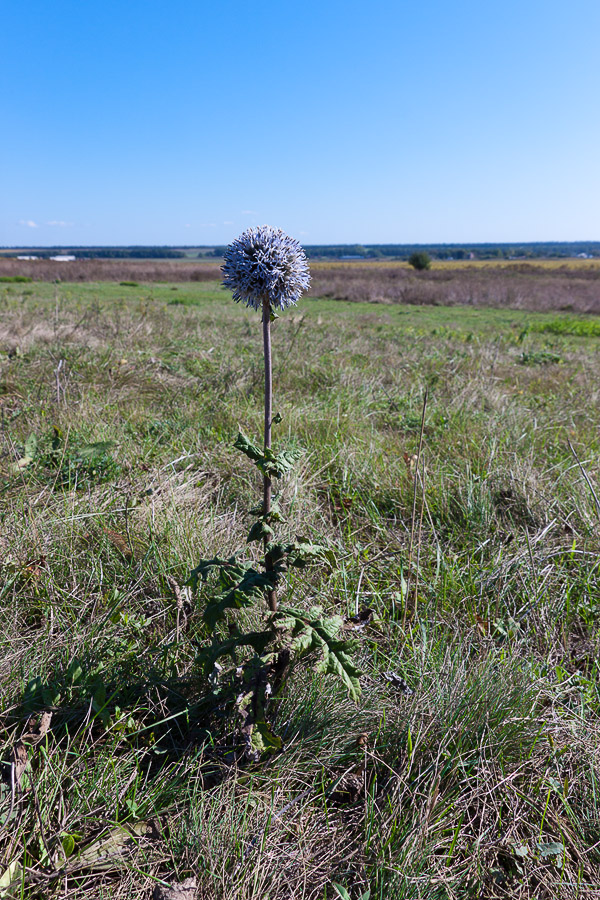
187,226,360,761
221,225,311,312
222,226,311,612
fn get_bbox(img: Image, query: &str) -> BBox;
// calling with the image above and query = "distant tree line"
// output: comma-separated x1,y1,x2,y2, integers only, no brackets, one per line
301,242,600,261
0,246,186,259
78,248,186,259
3,242,599,262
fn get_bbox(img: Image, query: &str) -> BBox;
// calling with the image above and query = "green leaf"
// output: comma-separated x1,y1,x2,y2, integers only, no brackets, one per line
275,607,362,701
234,432,302,478
0,858,22,897
537,841,565,859
266,540,328,570
272,412,283,424
247,520,275,544
186,555,238,592
77,441,115,459
257,447,302,478
61,833,76,858
72,821,150,872
233,431,263,462
332,886,352,900
249,497,284,521
197,630,273,675
286,541,328,568
203,566,276,629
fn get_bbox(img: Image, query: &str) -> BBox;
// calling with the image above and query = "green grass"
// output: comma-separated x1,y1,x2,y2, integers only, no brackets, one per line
0,281,599,898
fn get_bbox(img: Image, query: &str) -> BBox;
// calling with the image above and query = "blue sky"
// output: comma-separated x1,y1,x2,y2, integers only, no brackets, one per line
2,0,599,246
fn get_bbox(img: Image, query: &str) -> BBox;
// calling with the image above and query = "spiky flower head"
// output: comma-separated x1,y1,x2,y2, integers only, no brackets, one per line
221,225,311,312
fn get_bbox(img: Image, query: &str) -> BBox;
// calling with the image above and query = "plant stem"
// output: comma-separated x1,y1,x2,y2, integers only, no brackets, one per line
404,387,428,629
262,300,277,612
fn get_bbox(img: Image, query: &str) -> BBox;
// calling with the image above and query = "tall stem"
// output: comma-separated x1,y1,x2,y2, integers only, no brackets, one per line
262,300,277,612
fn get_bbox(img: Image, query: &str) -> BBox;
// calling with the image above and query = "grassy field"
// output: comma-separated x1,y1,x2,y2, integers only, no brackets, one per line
1,258,600,317
1,280,599,899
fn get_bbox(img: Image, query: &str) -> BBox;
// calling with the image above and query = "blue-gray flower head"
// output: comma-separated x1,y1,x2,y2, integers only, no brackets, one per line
221,225,311,311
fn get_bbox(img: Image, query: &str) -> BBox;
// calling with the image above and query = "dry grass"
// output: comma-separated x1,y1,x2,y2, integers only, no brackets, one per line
308,262,600,314
0,281,599,898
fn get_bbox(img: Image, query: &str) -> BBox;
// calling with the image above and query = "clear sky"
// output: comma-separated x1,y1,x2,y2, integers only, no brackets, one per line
2,0,599,247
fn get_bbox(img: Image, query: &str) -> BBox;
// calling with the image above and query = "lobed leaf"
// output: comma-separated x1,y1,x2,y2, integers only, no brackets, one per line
275,607,362,701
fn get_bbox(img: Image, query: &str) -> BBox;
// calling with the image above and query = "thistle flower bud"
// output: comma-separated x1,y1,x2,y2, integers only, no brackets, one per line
222,225,311,311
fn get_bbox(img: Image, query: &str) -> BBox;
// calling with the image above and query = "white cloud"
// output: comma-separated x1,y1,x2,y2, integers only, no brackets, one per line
46,220,73,227
19,219,39,228
223,220,234,225
184,223,192,228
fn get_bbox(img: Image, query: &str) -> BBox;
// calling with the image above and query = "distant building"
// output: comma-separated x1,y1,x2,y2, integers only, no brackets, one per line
17,255,38,260
49,255,76,262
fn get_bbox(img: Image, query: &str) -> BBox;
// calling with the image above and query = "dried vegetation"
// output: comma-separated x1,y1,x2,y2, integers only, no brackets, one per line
0,280,599,898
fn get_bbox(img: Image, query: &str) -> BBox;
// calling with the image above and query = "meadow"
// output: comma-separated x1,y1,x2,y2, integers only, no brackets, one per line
1,257,600,316
0,278,599,899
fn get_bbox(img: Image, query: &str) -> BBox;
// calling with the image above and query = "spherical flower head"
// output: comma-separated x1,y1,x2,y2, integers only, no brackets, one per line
221,225,311,312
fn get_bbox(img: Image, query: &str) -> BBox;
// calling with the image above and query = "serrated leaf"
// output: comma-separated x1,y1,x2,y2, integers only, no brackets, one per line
234,432,301,478
248,497,284,521
257,447,302,478
276,607,362,701
286,541,328,567
236,654,283,760
266,540,328,569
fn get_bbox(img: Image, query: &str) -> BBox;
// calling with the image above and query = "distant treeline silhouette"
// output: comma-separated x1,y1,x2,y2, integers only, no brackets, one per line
3,242,600,261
